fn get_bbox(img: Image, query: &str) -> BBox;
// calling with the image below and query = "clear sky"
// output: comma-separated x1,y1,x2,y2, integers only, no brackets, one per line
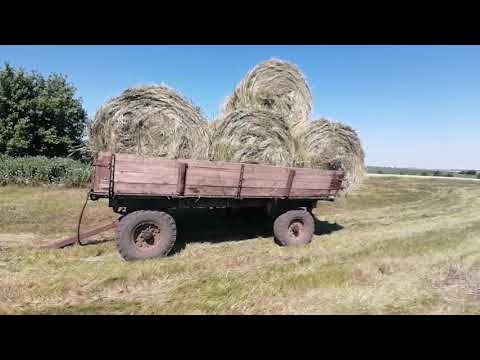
0,45,479,169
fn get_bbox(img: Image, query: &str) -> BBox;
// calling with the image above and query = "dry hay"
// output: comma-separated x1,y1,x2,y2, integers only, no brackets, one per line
88,61,365,196
300,118,365,193
219,58,364,194
432,262,480,305
222,59,313,128
89,85,210,159
210,109,302,167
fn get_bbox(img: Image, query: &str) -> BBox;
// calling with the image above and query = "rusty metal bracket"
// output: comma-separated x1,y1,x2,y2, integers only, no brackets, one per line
108,153,115,199
285,169,296,198
236,164,245,198
177,162,188,196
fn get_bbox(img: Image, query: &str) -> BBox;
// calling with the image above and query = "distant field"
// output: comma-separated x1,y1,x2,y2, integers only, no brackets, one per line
367,166,478,179
368,173,480,181
1,176,480,314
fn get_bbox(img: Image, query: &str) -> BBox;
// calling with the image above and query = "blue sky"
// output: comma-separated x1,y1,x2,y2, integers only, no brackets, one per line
0,45,479,169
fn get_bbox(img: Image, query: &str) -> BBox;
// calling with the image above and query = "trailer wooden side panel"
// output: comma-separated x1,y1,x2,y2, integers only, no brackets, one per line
92,153,344,199
92,152,112,195
240,164,290,197
290,168,343,197
113,154,179,195
182,159,242,197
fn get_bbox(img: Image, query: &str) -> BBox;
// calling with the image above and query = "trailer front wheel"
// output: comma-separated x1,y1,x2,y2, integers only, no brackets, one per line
273,209,314,246
117,210,176,261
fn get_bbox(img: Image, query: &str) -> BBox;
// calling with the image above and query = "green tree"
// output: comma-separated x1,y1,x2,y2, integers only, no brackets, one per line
0,63,87,157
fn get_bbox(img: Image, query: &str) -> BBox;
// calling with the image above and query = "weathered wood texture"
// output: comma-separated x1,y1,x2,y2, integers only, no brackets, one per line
113,154,179,195
93,152,344,199
92,152,112,194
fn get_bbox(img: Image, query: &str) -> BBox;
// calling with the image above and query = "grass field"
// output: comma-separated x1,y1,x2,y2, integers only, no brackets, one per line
1,175,480,314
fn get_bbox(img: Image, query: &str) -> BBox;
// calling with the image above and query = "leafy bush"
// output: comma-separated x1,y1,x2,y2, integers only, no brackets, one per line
421,172,429,176
0,155,92,187
377,170,384,174
477,173,480,179
446,173,454,177
433,170,442,177
0,63,87,157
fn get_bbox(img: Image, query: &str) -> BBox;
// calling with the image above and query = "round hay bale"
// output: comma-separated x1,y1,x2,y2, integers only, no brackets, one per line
210,109,301,166
89,85,210,159
302,118,365,193
222,59,313,128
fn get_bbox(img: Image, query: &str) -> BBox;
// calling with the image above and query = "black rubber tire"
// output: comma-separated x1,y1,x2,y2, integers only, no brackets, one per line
116,210,177,261
273,209,314,246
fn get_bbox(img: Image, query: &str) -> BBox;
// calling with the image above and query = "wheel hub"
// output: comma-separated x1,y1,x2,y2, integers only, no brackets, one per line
133,223,161,249
288,220,304,240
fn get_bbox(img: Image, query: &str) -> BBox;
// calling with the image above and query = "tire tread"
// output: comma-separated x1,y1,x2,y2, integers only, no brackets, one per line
116,210,176,261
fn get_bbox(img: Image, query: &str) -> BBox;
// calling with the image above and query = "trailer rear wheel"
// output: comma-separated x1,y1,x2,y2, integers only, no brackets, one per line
273,209,314,246
117,210,176,261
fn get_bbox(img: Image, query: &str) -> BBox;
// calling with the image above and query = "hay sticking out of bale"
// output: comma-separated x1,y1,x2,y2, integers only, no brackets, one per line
302,118,365,192
210,109,300,167
89,85,210,159
222,59,313,128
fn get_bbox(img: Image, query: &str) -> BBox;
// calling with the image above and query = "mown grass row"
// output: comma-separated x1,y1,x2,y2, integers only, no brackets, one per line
0,155,92,187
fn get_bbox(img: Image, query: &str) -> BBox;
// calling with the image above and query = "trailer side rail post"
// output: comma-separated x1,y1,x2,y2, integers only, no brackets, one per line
236,164,245,198
177,162,188,196
108,153,116,199
285,169,296,198
331,170,344,197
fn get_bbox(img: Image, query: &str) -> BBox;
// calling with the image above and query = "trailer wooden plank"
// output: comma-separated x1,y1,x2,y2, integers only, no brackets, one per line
115,182,178,195
182,159,243,170
240,178,289,188
292,173,339,181
184,185,238,197
291,179,337,189
114,162,178,175
289,188,332,197
243,165,290,176
113,172,178,184
240,187,287,197
114,154,178,166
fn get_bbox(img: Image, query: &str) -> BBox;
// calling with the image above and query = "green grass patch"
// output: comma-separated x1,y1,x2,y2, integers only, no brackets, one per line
0,155,92,187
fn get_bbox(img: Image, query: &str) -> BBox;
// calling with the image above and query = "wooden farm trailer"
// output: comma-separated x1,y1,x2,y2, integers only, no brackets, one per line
87,152,344,261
